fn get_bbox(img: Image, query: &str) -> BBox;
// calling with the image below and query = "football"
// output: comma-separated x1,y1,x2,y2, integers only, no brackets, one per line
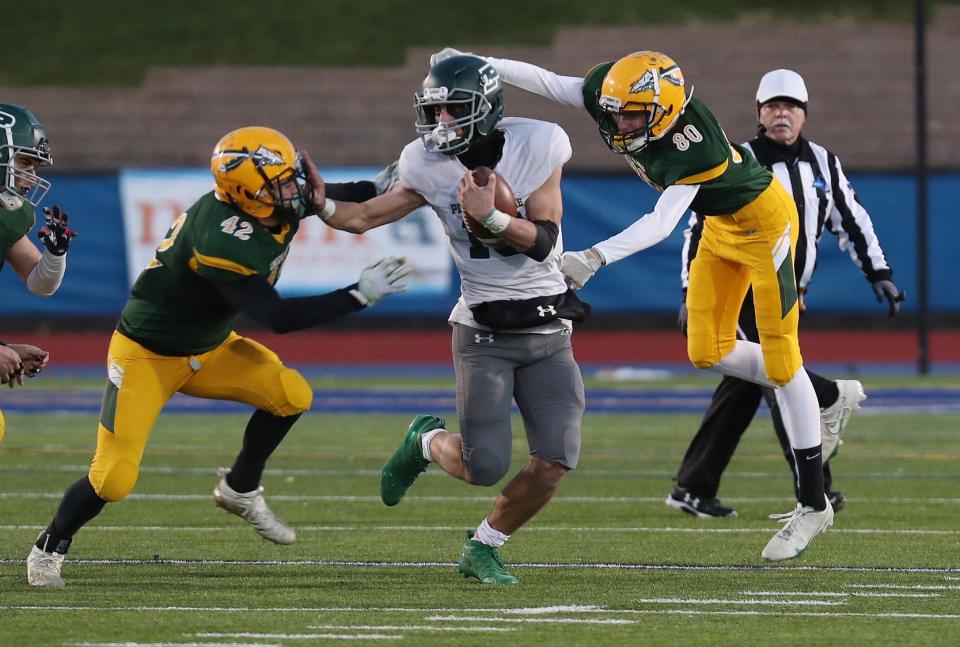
463,166,519,244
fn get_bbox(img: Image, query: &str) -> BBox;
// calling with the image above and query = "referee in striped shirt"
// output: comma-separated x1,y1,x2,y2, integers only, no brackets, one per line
668,69,903,518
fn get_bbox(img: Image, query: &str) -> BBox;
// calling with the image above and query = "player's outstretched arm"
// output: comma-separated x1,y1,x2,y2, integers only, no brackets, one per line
300,150,425,234
431,47,585,109
561,185,700,290
213,258,410,334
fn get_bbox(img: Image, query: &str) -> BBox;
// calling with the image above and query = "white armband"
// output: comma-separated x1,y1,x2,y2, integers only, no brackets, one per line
26,249,66,296
479,209,512,234
319,198,337,221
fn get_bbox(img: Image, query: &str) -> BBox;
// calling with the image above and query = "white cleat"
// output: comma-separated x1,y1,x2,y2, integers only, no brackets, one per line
213,468,296,545
761,499,834,561
27,545,66,588
820,379,866,461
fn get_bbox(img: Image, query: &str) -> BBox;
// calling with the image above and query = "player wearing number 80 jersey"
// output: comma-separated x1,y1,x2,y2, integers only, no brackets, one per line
437,47,834,560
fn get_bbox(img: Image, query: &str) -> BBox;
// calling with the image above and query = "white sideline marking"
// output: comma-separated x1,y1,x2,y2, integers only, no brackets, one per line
2,491,960,505
1,559,958,574
430,610,960,621
1,523,956,537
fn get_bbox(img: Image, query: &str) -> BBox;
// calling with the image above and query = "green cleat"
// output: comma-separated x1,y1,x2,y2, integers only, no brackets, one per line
380,414,444,506
458,530,519,585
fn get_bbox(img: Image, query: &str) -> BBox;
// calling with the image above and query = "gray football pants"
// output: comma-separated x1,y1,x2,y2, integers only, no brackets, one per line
452,324,585,487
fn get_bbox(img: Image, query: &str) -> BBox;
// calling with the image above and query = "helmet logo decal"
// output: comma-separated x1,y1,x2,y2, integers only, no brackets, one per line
422,87,449,102
0,111,15,128
479,64,501,95
629,69,659,96
252,145,286,167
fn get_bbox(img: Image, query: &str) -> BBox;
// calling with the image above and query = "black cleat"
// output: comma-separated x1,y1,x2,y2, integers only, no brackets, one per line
665,486,738,518
827,490,846,512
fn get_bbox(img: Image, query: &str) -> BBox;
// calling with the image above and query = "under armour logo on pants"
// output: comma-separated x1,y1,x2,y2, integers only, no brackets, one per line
474,333,495,344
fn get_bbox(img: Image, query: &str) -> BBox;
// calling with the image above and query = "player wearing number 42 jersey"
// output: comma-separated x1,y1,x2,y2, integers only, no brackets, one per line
430,46,834,560
316,54,586,584
27,126,410,587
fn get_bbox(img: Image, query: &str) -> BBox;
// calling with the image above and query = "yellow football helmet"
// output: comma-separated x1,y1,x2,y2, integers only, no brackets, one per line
597,51,689,153
210,126,310,219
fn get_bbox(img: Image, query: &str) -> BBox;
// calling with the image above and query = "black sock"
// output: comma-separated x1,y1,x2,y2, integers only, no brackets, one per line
36,476,108,554
808,371,840,409
793,445,827,509
227,410,302,493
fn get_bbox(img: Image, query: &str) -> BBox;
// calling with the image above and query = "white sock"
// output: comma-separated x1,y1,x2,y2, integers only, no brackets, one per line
774,366,821,450
420,429,444,462
473,518,510,548
707,340,776,387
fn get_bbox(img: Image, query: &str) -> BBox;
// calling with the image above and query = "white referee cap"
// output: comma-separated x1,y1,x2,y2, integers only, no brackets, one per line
756,69,808,109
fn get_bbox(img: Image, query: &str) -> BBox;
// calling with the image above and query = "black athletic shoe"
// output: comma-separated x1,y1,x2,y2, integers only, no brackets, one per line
665,486,738,518
827,490,846,512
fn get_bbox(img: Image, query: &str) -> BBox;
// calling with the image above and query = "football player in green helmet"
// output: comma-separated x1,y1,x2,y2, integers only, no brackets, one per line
0,103,75,296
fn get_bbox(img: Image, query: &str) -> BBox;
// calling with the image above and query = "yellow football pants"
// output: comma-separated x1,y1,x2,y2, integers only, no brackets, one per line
0,408,5,444
686,178,803,386
88,330,313,502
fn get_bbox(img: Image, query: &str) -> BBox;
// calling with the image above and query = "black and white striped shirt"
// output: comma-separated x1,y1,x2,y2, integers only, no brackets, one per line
680,134,893,295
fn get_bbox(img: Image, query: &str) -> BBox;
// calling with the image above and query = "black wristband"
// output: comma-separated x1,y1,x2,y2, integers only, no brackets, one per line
524,220,559,262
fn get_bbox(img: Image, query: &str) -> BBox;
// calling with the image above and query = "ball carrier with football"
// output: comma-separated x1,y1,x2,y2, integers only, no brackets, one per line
315,54,588,584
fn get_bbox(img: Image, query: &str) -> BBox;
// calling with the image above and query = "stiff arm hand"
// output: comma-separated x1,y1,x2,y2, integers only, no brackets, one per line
561,248,604,290
350,257,411,306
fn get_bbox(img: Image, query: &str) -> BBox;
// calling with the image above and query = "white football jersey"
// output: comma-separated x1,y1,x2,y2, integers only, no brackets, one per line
398,117,573,332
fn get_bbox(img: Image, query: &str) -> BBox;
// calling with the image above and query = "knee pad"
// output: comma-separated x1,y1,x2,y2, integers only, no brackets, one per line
89,460,140,502
464,446,510,487
274,368,313,416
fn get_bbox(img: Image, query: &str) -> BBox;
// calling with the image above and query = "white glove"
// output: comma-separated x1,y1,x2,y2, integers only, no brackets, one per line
350,257,411,306
430,47,472,66
561,248,604,290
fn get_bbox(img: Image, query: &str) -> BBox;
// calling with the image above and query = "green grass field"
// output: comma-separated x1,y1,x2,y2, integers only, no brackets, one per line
1,375,958,645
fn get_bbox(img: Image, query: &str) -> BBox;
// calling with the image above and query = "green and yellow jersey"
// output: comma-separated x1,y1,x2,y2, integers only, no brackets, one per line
119,191,299,356
582,63,771,215
0,202,35,271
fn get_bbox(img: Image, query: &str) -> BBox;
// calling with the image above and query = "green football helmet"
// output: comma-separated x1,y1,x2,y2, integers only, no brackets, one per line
414,55,503,155
0,103,53,210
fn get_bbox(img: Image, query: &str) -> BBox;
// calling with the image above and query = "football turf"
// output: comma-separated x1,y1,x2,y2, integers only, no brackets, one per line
1,379,958,645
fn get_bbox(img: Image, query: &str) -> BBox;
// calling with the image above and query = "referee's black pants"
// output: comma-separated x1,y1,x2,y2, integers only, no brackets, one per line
674,290,835,499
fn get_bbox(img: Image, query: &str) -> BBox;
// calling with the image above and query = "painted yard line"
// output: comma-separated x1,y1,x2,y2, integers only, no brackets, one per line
302,625,513,632
1,560,957,574
744,590,943,598
73,643,281,647
847,584,960,591
197,635,400,641
1,524,955,537
429,611,960,622
2,492,959,506
5,464,960,484
10,605,960,620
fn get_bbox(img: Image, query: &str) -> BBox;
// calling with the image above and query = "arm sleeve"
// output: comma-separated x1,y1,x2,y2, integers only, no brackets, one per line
485,57,586,109
825,152,893,282
324,181,377,203
593,185,700,265
679,211,704,291
25,248,66,296
214,274,365,334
